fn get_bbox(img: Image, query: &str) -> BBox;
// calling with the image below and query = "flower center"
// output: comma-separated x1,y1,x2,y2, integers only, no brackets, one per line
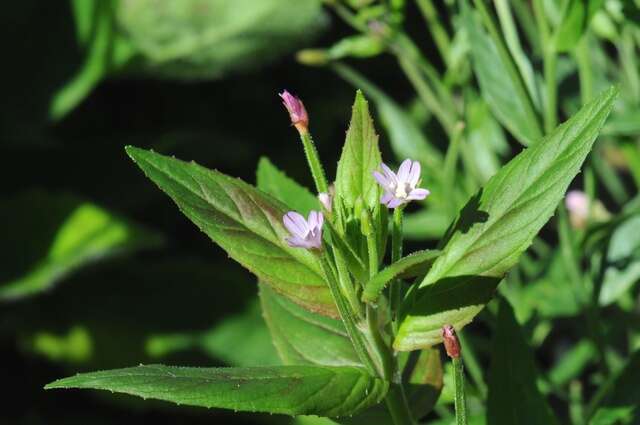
394,182,412,199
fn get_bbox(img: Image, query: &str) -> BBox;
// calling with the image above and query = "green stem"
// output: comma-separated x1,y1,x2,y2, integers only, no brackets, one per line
532,0,557,132
453,357,468,425
385,383,415,425
416,0,452,65
390,207,404,333
300,132,329,194
319,253,377,376
575,36,593,103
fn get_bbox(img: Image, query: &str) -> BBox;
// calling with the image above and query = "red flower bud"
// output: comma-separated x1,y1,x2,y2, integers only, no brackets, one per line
279,90,309,134
442,325,461,359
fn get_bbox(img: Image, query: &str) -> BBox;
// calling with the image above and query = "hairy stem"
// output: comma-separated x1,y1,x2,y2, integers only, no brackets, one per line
390,207,404,333
300,132,329,194
453,357,468,425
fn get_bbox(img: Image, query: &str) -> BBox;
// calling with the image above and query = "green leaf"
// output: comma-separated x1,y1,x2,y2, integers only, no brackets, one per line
599,214,640,306
46,364,388,417
394,86,618,350
362,250,440,303
462,0,542,146
486,299,559,425
335,90,383,210
259,285,361,367
0,191,162,301
589,350,640,424
256,157,319,215
126,146,336,317
117,0,326,80
554,0,605,52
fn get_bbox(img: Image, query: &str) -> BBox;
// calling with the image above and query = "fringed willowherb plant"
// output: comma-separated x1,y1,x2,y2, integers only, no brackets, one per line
46,86,617,424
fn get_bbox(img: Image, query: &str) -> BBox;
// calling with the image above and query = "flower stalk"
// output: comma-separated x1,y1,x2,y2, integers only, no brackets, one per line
443,325,468,425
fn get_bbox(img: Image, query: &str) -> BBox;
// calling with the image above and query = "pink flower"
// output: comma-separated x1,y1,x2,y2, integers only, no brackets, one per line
283,210,323,250
373,159,430,208
318,192,332,212
279,90,309,132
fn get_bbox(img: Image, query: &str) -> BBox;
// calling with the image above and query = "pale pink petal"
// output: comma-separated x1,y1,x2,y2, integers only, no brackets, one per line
397,159,412,182
373,171,391,189
316,212,324,231
283,211,308,237
286,235,310,248
387,197,404,209
380,163,398,185
408,161,421,186
407,188,430,200
381,191,394,205
307,211,318,230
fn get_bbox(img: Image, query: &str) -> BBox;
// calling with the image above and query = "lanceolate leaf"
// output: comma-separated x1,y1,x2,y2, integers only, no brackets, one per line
394,87,618,350
259,285,361,367
487,299,559,425
126,146,336,317
335,90,383,210
554,0,605,52
45,364,388,417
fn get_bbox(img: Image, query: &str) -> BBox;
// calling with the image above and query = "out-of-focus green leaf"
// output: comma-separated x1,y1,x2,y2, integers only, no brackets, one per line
29,326,93,364
394,87,617,351
599,214,640,305
146,300,280,367
487,299,559,425
126,146,336,317
464,93,508,183
117,0,326,80
259,285,361,367
462,0,542,146
46,364,388,417
52,1,136,120
554,0,605,52
403,209,451,241
0,191,162,301
590,350,640,424
547,340,596,389
335,90,382,211
256,157,319,215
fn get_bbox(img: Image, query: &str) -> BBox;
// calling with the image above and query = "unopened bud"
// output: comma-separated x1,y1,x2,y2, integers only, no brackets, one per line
442,325,461,359
279,90,309,134
318,192,332,212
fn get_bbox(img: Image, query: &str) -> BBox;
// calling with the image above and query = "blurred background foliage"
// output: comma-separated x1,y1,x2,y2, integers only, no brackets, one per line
3,0,640,424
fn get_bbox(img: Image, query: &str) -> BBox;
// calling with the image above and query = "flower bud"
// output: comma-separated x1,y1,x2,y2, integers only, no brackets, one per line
318,192,332,212
279,90,309,134
442,325,461,359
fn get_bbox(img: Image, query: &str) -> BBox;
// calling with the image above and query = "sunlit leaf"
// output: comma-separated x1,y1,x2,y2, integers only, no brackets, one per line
335,90,383,210
126,146,336,317
46,364,388,417
395,87,617,350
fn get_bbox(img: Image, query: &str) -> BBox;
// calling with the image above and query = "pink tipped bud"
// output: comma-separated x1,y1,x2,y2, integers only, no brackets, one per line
279,90,309,133
565,190,589,229
318,192,332,212
442,325,461,359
